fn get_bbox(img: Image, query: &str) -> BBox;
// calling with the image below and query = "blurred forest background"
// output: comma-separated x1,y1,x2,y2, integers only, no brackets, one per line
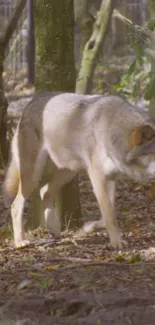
0,0,152,98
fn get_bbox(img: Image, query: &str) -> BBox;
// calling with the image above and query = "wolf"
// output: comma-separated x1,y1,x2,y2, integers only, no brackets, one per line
3,92,155,248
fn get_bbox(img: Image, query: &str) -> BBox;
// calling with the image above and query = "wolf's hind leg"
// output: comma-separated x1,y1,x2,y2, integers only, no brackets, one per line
12,173,41,248
11,182,30,248
11,150,47,248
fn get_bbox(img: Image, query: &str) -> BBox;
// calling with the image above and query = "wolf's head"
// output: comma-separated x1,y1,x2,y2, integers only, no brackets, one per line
124,123,155,180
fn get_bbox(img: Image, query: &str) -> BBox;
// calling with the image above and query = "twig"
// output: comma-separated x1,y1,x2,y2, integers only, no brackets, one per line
48,257,93,263
93,288,103,308
113,9,150,39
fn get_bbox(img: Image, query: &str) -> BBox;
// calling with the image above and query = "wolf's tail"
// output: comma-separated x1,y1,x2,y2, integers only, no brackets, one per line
3,157,19,207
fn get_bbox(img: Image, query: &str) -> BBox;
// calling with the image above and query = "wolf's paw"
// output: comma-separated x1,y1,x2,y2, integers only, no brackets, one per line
82,220,105,234
48,224,61,239
50,230,61,239
15,239,30,248
82,221,96,234
109,230,123,250
45,213,61,239
48,223,61,239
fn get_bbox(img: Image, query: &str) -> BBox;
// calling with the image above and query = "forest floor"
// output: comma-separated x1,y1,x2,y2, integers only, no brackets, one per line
1,172,155,325
1,73,155,324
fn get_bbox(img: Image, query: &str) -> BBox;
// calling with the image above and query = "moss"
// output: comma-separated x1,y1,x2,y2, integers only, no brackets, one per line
34,0,76,92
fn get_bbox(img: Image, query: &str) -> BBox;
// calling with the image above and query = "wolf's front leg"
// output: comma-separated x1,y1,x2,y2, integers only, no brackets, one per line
83,179,116,231
85,163,122,249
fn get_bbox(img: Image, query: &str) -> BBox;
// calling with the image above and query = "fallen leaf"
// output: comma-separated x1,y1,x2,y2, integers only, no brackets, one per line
44,264,60,271
134,228,141,235
28,272,43,277
18,279,31,290
134,186,143,192
148,192,153,199
151,183,155,191
121,207,129,214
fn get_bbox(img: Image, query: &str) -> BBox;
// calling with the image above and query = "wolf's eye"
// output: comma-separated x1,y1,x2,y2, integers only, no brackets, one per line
141,126,155,142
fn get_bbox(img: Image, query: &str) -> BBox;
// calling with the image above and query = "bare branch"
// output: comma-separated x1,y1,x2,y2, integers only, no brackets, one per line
113,9,150,39
2,0,26,49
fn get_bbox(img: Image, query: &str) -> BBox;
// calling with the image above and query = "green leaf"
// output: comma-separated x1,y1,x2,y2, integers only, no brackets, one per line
115,253,125,262
132,42,144,58
39,278,49,288
122,73,131,83
121,206,129,214
132,79,141,97
144,75,155,100
113,84,121,90
128,253,141,264
148,19,155,31
137,55,144,66
128,60,137,76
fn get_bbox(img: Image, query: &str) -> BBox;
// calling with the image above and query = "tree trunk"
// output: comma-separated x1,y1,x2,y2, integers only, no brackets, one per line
149,0,155,117
29,0,82,230
35,0,76,92
76,0,114,94
0,43,8,166
27,0,35,85
0,0,27,167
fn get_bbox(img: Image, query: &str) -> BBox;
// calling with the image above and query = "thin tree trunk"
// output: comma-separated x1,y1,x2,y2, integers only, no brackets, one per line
76,0,114,94
74,0,96,63
149,0,155,117
27,0,35,85
0,43,8,166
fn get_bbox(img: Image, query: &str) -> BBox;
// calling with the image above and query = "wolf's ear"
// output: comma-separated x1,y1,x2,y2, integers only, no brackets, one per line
126,125,155,162
129,125,155,148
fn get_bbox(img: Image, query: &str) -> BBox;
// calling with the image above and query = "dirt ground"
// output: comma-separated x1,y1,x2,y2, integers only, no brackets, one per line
1,171,155,325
